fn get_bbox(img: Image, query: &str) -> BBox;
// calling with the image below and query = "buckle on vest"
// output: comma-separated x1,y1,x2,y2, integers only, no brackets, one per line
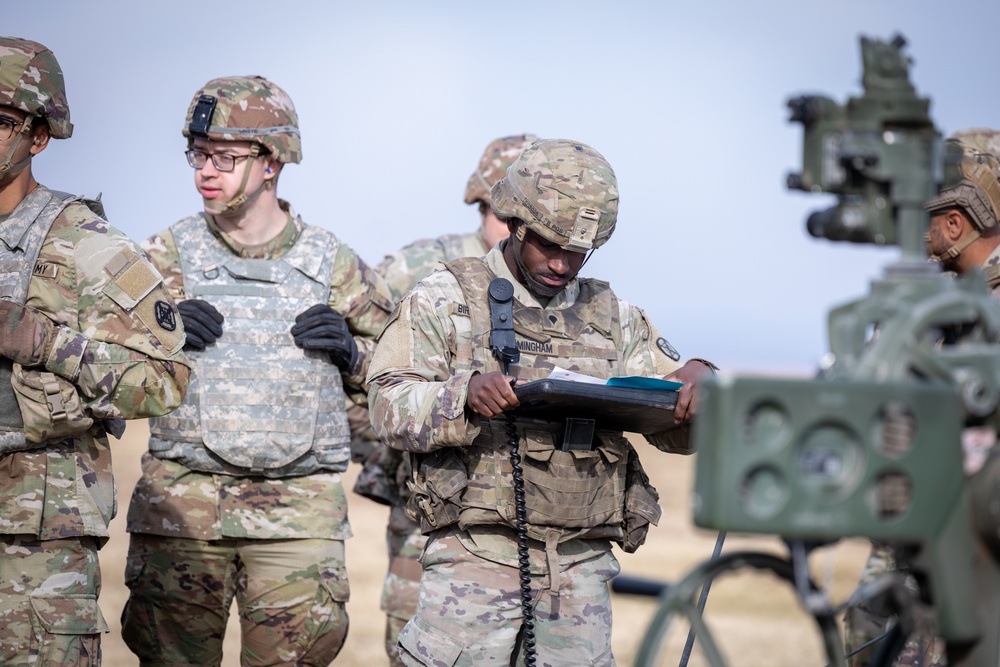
560,418,596,451
41,372,67,423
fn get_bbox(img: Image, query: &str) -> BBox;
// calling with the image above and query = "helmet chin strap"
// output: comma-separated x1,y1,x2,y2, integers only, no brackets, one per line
924,228,980,265
204,144,266,217
0,118,35,180
512,225,578,299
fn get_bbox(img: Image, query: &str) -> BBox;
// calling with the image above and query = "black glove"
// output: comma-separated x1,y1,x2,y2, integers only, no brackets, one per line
177,299,224,351
291,304,358,371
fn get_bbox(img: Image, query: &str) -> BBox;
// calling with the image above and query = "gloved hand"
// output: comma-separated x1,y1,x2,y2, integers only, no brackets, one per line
177,299,224,351
291,304,358,371
0,300,56,367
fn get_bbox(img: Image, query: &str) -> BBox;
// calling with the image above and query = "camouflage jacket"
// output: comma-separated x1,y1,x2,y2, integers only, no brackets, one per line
127,202,394,540
982,244,1000,294
366,243,689,565
375,229,489,301
353,228,489,507
0,186,191,543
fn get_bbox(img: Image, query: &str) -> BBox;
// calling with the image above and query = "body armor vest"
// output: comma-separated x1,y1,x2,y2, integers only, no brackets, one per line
148,215,351,477
0,187,84,454
410,257,659,549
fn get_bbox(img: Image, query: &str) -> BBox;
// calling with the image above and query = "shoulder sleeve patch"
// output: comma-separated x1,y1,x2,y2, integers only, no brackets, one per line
100,244,183,354
656,336,681,361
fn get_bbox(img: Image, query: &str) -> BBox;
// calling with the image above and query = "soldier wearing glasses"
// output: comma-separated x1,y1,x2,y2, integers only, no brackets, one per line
0,37,190,666
121,75,394,666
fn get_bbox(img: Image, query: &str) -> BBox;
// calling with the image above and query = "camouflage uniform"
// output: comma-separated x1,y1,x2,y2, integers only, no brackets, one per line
368,139,698,666
0,38,191,667
120,76,394,667
846,133,1000,667
355,134,536,666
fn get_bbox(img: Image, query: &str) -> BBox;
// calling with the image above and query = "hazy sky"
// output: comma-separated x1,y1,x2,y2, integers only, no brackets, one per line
8,0,1000,373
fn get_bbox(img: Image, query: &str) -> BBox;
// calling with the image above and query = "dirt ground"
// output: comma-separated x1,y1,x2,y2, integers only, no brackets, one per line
97,422,871,666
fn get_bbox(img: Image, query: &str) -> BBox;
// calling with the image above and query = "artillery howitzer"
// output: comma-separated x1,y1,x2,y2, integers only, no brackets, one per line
621,34,1000,667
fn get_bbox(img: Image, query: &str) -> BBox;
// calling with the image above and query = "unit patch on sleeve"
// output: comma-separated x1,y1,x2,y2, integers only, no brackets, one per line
656,336,680,361
155,300,177,331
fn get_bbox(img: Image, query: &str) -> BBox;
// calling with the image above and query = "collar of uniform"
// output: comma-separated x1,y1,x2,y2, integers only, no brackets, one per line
1,185,52,251
983,243,1000,272
485,240,580,310
204,199,304,260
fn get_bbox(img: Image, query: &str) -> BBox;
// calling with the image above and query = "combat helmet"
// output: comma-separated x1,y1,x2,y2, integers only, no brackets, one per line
183,75,299,215
463,133,537,206
950,128,1000,162
925,136,1000,233
183,75,300,164
0,37,72,139
0,37,72,179
491,138,618,254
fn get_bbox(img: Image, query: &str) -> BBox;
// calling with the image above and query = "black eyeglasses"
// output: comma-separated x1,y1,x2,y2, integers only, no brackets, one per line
185,149,253,172
0,116,28,142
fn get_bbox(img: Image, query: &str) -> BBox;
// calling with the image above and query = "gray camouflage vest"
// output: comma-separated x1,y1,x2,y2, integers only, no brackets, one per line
0,186,82,454
147,215,352,477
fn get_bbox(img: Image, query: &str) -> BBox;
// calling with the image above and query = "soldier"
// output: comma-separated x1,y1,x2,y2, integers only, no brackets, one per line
354,133,537,666
367,138,715,666
120,75,394,666
0,37,191,666
924,130,1000,292
376,133,538,301
845,132,1000,667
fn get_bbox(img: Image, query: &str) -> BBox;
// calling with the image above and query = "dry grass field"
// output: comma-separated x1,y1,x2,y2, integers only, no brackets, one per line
97,423,870,666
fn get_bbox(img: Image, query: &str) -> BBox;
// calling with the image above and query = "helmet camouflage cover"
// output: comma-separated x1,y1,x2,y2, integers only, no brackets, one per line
925,135,1000,232
0,37,72,139
950,127,1000,159
463,133,538,205
183,75,301,164
490,138,618,252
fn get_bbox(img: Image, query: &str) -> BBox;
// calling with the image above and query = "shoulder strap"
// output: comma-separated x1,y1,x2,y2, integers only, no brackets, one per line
445,257,500,374
0,186,79,304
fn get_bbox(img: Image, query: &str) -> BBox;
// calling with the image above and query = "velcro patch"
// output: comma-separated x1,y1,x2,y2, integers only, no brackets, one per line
656,337,680,361
102,246,161,310
450,302,470,317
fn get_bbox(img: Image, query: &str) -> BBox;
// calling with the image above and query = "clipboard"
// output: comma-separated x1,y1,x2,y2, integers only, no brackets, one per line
512,379,680,434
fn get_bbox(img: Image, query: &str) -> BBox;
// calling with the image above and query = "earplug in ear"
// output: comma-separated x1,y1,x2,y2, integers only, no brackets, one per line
266,167,272,174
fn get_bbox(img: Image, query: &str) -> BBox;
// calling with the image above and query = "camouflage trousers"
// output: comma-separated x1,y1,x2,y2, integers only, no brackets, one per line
0,536,108,666
844,541,947,667
397,528,619,667
382,506,427,667
121,534,350,667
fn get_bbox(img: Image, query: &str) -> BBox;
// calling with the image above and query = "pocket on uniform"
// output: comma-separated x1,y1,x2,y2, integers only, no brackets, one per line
29,594,108,635
621,446,662,553
397,614,465,666
296,564,350,665
12,365,93,444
